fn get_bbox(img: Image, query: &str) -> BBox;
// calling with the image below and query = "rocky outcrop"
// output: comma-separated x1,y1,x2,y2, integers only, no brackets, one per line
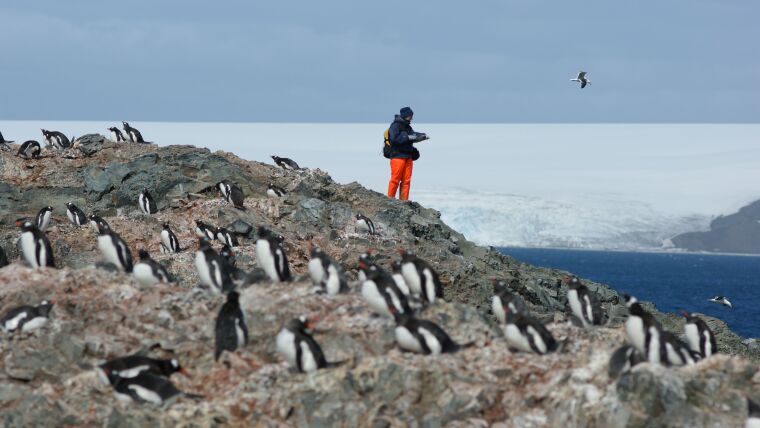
671,199,760,254
0,139,758,427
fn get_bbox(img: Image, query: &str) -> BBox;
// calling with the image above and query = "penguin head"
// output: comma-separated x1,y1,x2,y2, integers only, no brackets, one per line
141,188,150,195
162,222,171,230
271,155,279,161
492,278,508,293
399,249,415,261
356,213,365,221
88,213,97,221
44,206,53,212
257,226,272,239
108,127,117,132
66,202,73,208
286,316,313,333
564,276,581,289
95,221,111,235
138,249,150,260
37,300,54,316
310,245,323,258
226,291,240,303
122,121,129,128
41,129,49,137
391,260,402,272
16,218,34,230
158,358,188,377
220,244,234,257
623,294,638,307
198,237,212,250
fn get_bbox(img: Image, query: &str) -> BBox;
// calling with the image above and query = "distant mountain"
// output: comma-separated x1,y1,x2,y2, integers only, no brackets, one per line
414,190,710,250
671,199,760,254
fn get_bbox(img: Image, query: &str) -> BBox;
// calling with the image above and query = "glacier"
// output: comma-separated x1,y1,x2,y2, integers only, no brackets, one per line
414,189,712,250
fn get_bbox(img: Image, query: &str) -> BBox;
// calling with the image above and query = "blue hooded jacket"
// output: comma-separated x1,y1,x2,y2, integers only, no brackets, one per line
388,115,423,159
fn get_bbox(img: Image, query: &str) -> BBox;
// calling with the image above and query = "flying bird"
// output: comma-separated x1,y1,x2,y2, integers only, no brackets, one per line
709,296,732,309
570,71,591,89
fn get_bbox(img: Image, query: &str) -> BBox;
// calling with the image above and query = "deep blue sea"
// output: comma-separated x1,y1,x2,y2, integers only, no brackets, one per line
498,247,760,338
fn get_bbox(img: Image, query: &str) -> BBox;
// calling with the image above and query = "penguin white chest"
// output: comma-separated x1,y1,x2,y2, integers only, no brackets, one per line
418,327,442,355
492,296,506,324
503,324,533,353
401,263,422,296
133,263,158,287
325,265,341,295
299,342,318,373
256,240,280,282
567,289,586,327
276,329,297,367
21,316,48,332
395,325,424,353
646,326,661,364
308,258,325,285
20,232,39,268
160,230,172,251
98,236,122,269
38,211,51,231
625,317,646,354
684,323,700,355
361,281,391,317
392,273,411,296
194,252,214,289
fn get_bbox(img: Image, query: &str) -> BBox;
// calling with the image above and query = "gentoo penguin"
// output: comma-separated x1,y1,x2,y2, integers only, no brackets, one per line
220,244,236,267
660,331,699,367
41,129,71,149
391,310,461,355
709,296,732,308
400,250,444,304
359,261,412,317
17,140,41,159
65,202,88,226
96,223,133,272
255,226,291,283
682,310,717,358
624,295,663,364
194,220,216,241
747,398,760,428
0,246,7,268
503,309,558,355
565,276,604,328
133,250,172,287
97,355,187,386
0,300,54,333
492,279,528,324
608,345,645,378
108,127,126,142
138,188,158,214
390,260,412,296
122,121,147,143
215,291,248,361
215,226,239,247
88,214,109,234
17,220,55,268
104,370,201,405
0,130,13,150
36,206,53,231
160,223,181,254
355,213,376,235
357,251,375,283
195,238,233,292
271,155,301,170
308,246,348,295
276,316,342,372
216,180,232,200
217,181,246,209
267,183,286,198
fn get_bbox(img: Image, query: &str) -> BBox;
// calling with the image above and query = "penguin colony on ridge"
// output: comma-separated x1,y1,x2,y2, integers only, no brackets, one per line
0,130,737,413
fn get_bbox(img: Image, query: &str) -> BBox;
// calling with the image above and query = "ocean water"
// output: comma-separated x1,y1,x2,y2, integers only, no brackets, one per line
499,247,760,338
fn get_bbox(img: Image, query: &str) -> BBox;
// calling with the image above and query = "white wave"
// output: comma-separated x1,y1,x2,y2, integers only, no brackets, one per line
414,189,711,250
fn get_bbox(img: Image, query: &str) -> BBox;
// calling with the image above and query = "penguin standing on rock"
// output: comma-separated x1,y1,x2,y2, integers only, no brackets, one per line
502,309,558,355
215,227,239,247
400,250,443,304
215,291,248,361
195,238,233,292
624,295,663,364
88,214,109,234
565,276,604,328
217,180,246,210
17,140,41,159
256,226,291,283
492,279,528,323
41,129,72,149
216,180,232,200
360,261,412,317
276,316,343,372
271,155,302,170
96,223,133,272
195,220,216,241
390,260,412,296
138,188,158,214
391,309,462,355
97,355,187,386
160,223,181,253
65,202,88,226
36,206,53,232
267,184,286,198
1,300,54,333
108,127,126,142
17,220,55,268
122,122,147,143
355,213,376,235
308,246,348,295
133,250,172,287
682,310,717,358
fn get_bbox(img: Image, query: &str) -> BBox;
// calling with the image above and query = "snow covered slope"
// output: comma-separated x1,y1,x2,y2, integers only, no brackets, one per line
415,189,711,250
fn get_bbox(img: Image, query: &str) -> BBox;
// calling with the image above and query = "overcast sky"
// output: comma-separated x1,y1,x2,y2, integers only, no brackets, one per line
1,1,758,122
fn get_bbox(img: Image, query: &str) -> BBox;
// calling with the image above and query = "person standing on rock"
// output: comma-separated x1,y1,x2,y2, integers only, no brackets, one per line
387,106,428,200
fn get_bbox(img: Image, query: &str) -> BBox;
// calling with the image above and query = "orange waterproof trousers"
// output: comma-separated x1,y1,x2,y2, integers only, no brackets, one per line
387,158,414,200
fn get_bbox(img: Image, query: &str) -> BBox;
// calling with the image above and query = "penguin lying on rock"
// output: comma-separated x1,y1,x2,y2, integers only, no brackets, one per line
1,300,54,334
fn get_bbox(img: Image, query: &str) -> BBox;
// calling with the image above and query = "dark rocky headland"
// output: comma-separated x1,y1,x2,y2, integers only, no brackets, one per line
0,136,758,427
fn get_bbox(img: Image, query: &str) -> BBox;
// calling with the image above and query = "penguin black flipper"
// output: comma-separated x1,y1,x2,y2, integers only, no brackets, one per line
37,231,56,268
229,185,246,210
